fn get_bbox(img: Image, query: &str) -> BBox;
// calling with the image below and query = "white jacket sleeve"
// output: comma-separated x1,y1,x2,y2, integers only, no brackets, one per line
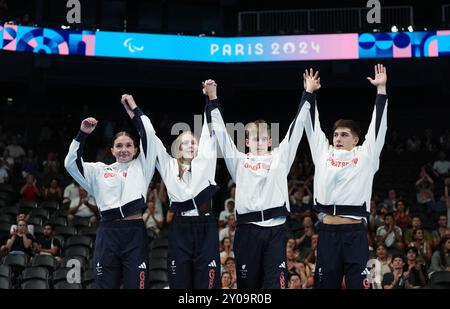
361,94,388,171
208,99,243,182
198,112,216,161
64,131,102,196
278,92,309,174
302,92,330,165
130,107,158,183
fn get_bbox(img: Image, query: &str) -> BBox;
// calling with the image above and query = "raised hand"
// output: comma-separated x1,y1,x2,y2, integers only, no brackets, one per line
121,94,138,110
367,64,387,94
303,68,321,93
80,117,98,134
202,79,218,100
121,94,138,118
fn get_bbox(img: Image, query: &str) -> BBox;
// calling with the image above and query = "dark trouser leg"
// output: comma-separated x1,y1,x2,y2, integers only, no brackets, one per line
262,225,287,289
314,224,344,289
122,221,149,289
193,221,220,289
167,221,193,289
234,224,263,289
94,225,121,289
343,225,369,289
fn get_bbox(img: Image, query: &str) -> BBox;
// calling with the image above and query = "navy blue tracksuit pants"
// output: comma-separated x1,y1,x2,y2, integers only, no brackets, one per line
94,219,149,289
168,215,220,289
314,222,369,289
233,224,287,289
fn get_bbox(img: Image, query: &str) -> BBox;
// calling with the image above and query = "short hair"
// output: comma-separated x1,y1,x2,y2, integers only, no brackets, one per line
333,119,361,138
245,119,271,139
224,257,235,265
43,223,54,230
392,253,404,262
384,212,394,220
405,246,418,256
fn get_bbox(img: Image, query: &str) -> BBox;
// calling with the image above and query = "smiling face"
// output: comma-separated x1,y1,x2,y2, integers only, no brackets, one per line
179,132,198,161
111,134,137,163
333,127,359,151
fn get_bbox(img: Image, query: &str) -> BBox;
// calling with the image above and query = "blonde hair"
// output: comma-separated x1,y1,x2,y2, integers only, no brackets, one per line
245,119,271,139
170,131,198,178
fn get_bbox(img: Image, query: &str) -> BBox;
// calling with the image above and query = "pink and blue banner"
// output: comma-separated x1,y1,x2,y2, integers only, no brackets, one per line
1,23,450,62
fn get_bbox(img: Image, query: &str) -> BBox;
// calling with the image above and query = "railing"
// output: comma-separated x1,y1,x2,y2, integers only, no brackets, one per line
238,6,414,35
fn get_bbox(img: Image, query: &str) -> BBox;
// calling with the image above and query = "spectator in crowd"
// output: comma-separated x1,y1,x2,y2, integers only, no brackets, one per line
142,200,164,236
289,182,313,216
20,174,40,204
21,149,38,178
34,223,61,263
408,228,432,265
384,189,399,212
1,148,14,171
67,187,98,225
429,237,450,275
223,257,237,289
10,210,34,236
304,234,318,272
295,216,315,256
221,271,233,289
432,215,448,249
220,237,234,267
4,136,25,162
433,151,450,176
219,213,236,245
286,245,300,274
393,200,410,231
42,151,62,184
375,243,392,280
295,261,314,289
146,182,166,223
218,198,235,229
415,167,435,207
0,219,33,260
227,183,236,201
63,180,80,206
404,215,433,244
288,272,302,289
382,254,408,289
403,246,427,288
42,178,63,203
286,237,296,251
376,213,404,253
368,200,386,233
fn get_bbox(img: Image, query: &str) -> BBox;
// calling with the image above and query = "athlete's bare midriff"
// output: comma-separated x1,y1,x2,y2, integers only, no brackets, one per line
323,215,362,225
122,213,142,221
